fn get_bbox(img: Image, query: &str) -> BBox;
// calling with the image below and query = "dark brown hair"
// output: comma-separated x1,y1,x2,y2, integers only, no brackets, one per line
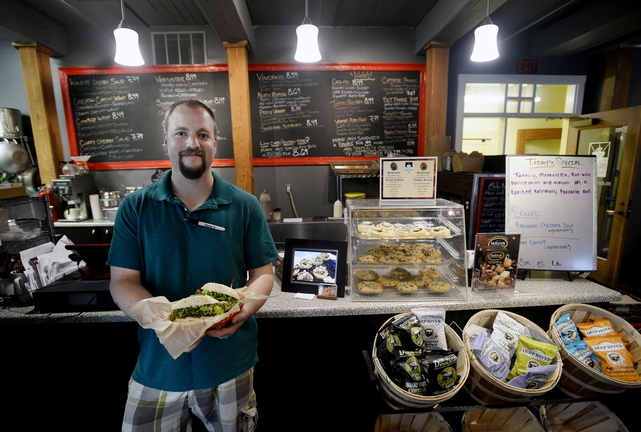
162,99,217,135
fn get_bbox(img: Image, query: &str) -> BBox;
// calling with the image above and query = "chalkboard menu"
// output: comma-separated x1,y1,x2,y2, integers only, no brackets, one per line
505,155,597,272
468,174,506,249
249,64,424,165
59,65,232,170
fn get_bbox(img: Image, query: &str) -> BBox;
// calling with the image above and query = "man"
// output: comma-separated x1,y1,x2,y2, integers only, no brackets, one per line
108,99,278,431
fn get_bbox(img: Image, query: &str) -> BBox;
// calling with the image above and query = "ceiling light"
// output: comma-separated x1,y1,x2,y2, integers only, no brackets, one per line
294,0,321,63
114,0,144,66
470,0,499,62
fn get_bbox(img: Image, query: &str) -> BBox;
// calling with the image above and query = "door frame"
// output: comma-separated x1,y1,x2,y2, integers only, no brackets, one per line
567,106,641,287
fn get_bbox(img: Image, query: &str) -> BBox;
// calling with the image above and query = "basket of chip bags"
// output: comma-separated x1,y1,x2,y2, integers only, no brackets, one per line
372,308,470,409
462,407,546,432
375,412,452,432
538,401,629,432
549,303,641,398
463,309,563,405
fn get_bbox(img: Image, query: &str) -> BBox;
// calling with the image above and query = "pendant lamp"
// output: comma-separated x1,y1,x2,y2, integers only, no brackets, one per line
114,0,144,66
294,0,321,62
470,0,499,62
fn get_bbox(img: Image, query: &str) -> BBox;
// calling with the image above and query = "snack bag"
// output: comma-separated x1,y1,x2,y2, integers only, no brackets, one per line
491,311,525,359
577,318,617,338
465,324,491,346
554,312,581,345
566,339,602,373
411,307,447,350
507,364,557,389
507,335,559,380
583,334,640,382
420,351,459,395
472,330,511,381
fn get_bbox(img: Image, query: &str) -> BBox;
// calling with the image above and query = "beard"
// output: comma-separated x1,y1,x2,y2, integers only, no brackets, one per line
178,149,208,179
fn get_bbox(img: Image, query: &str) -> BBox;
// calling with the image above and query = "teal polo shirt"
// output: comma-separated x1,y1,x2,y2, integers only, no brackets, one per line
107,170,278,391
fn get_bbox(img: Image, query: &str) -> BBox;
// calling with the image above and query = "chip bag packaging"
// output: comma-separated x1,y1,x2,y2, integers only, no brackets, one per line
129,287,270,359
583,334,640,382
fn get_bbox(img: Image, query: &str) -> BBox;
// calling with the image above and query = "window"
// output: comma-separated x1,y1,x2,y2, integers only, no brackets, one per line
152,31,206,65
456,75,586,155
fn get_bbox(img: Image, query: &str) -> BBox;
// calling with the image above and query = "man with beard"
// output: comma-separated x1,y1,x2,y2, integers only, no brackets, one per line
108,99,278,431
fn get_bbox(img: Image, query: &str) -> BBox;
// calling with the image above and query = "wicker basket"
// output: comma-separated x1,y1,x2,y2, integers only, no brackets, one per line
462,407,546,432
548,303,641,398
463,309,563,405
375,412,452,432
373,313,470,409
539,401,629,432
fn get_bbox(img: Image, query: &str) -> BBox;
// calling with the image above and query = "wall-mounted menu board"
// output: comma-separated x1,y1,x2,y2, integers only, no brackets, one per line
505,155,597,272
468,174,505,249
248,64,425,166
59,65,232,170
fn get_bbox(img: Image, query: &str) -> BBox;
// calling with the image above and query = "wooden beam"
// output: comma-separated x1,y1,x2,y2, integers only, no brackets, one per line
600,47,635,112
423,42,451,155
13,43,64,187
224,41,254,193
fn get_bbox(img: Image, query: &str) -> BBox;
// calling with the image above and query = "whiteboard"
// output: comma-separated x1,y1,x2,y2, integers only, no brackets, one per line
505,155,597,272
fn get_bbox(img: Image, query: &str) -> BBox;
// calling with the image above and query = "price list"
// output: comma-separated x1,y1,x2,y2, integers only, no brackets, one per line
62,67,232,166
250,67,422,160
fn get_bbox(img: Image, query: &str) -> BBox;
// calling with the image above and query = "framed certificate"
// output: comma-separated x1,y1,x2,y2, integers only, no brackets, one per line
379,156,438,205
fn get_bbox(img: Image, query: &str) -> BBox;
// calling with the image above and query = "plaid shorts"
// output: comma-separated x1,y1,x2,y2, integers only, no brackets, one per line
121,368,257,432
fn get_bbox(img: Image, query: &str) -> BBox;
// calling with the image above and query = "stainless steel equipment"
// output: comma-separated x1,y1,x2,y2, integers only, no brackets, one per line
52,174,98,221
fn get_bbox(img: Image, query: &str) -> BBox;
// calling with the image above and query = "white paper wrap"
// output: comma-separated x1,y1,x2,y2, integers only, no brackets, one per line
128,287,269,359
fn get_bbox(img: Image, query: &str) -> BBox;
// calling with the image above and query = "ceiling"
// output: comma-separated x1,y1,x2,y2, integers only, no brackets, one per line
1,0,641,58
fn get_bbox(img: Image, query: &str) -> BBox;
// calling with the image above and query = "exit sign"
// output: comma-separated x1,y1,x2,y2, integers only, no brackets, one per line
517,59,538,74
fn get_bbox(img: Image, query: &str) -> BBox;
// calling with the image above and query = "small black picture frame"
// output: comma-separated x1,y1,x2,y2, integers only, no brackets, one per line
281,238,348,297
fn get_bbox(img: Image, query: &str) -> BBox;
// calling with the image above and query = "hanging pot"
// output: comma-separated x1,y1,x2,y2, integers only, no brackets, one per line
0,139,29,173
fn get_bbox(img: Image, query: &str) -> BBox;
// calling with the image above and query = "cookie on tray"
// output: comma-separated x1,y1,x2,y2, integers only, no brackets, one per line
357,254,378,264
357,281,384,294
419,267,441,279
410,275,430,286
377,276,399,287
355,269,379,281
427,281,452,292
396,281,418,293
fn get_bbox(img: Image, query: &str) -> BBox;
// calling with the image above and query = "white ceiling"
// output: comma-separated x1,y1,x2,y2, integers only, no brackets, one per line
1,0,641,58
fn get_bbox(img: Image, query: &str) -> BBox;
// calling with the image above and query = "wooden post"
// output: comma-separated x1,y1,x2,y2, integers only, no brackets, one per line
423,42,451,155
223,41,254,194
600,47,635,112
13,43,64,186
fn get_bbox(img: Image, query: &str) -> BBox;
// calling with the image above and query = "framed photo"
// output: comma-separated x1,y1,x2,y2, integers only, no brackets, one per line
281,239,348,297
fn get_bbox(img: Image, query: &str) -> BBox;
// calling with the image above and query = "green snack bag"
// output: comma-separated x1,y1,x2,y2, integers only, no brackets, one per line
507,335,558,381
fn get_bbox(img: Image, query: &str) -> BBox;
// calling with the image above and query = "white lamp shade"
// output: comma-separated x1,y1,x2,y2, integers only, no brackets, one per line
470,23,499,62
294,24,321,63
114,27,145,66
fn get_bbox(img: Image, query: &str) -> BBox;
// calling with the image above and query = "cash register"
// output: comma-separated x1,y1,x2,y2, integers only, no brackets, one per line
31,244,117,312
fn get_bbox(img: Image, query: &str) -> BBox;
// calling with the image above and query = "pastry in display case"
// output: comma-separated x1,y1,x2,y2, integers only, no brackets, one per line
347,198,468,302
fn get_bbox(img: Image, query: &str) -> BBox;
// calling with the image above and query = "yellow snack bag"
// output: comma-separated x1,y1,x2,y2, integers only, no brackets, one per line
577,318,617,338
583,334,640,382
506,335,559,381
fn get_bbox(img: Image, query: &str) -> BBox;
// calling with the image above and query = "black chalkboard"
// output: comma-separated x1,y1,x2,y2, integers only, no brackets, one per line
469,174,506,249
59,65,232,170
249,64,424,165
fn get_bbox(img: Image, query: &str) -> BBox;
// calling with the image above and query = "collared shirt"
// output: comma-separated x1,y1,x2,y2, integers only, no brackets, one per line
108,170,278,391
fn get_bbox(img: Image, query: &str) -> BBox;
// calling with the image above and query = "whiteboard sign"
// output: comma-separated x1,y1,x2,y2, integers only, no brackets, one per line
505,155,597,272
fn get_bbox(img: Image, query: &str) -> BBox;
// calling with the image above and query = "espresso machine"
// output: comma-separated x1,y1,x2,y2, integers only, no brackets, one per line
52,174,97,221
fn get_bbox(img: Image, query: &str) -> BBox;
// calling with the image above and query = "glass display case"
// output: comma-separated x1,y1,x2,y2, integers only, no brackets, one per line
347,198,468,302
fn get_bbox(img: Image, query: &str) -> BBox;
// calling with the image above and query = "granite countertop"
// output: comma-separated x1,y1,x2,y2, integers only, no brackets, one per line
0,275,620,324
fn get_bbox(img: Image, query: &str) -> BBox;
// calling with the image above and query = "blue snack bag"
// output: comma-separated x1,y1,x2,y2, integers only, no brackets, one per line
566,339,602,373
554,312,580,345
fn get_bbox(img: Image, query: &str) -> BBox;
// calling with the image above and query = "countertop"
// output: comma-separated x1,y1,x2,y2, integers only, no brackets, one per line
0,274,621,324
